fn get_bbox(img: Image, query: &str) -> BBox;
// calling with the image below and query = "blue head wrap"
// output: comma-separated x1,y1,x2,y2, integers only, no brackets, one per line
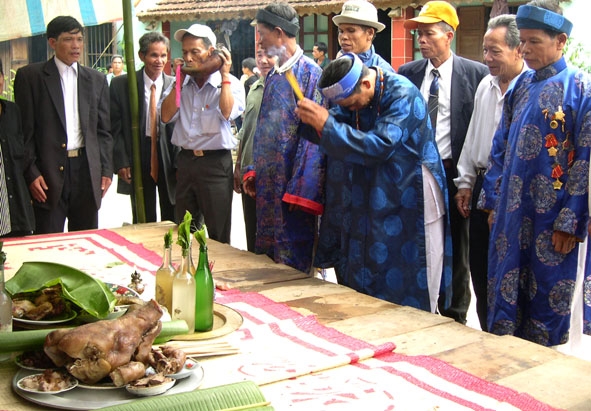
320,53,363,102
516,5,573,36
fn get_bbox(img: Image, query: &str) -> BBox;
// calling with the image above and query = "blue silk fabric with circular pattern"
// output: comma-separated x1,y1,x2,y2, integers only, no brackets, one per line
318,68,452,312
479,57,591,346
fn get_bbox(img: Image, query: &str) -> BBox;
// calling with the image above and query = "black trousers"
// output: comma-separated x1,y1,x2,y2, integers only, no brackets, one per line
469,174,490,331
175,149,233,244
438,161,471,324
34,150,98,234
129,137,175,224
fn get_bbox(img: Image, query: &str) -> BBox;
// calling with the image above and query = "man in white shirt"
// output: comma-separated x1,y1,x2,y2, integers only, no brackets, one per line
111,32,178,224
161,24,244,243
454,15,526,331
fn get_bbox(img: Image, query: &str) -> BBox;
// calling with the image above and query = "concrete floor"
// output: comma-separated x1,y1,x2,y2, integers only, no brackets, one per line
98,176,249,251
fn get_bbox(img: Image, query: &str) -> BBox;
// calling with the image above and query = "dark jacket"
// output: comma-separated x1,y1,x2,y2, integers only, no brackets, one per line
398,54,488,165
110,69,177,203
0,99,35,234
14,57,113,210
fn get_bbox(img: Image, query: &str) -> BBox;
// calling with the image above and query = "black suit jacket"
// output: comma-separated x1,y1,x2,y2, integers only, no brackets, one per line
398,55,488,164
110,69,177,203
0,100,35,234
14,57,113,210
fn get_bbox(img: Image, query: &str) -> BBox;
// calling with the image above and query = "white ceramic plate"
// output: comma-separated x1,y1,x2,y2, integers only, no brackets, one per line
17,373,78,395
167,359,199,380
125,378,175,397
76,379,121,390
12,363,205,410
13,311,77,325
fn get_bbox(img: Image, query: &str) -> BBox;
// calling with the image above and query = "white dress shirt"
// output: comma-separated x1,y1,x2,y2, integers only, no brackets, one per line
169,71,245,151
420,56,453,160
454,64,527,190
55,57,83,150
143,71,163,137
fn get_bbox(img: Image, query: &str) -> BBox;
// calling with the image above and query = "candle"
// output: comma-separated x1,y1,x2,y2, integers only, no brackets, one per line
285,69,304,101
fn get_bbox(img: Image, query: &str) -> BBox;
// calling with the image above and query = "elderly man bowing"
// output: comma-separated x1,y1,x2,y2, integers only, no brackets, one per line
297,54,451,313
316,0,395,279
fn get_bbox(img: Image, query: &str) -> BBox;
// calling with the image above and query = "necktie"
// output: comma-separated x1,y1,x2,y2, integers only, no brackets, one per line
428,69,440,130
149,83,158,183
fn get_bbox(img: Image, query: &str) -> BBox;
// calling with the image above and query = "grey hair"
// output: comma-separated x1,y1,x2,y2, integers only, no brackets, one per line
436,21,454,34
528,0,562,14
487,14,520,49
138,32,170,55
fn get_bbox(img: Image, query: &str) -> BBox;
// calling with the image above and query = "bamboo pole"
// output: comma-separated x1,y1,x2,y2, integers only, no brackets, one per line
122,0,146,222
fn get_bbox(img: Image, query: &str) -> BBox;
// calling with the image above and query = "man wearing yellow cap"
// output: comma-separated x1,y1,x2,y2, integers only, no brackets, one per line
478,0,591,350
398,1,488,324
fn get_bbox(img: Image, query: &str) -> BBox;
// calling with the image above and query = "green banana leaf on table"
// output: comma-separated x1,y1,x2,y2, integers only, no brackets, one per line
5,261,117,319
100,380,273,411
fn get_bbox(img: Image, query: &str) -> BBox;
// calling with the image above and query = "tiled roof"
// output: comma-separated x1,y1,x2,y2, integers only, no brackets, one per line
137,0,410,22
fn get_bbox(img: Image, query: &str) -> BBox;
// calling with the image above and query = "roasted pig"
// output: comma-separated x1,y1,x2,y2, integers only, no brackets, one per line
44,300,163,384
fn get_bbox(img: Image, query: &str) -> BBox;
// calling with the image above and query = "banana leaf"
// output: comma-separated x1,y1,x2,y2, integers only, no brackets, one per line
5,261,116,318
100,380,273,411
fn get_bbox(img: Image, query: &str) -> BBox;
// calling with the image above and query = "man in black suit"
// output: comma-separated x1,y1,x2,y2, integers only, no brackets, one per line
14,16,113,234
0,58,35,237
111,32,177,223
398,1,488,324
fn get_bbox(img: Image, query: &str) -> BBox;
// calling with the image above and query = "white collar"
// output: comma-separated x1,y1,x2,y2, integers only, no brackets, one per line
275,45,304,74
54,57,78,77
427,54,453,79
143,70,163,88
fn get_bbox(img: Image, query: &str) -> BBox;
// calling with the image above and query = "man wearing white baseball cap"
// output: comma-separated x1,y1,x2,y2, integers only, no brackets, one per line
398,1,488,325
161,23,245,243
332,0,391,73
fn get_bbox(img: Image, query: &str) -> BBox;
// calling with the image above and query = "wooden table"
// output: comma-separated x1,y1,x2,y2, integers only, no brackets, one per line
2,222,591,410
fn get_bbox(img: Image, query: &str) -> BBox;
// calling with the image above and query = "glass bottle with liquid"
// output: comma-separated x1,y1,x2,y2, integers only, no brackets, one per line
194,244,214,332
171,245,196,331
155,244,175,313
0,260,11,334
0,249,12,361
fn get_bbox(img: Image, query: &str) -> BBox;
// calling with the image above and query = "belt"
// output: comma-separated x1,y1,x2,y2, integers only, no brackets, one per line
67,148,84,158
476,168,487,176
182,148,229,157
442,159,454,169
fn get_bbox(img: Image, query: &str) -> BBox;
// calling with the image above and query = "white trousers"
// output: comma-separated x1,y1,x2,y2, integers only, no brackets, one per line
553,237,591,360
422,165,446,313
